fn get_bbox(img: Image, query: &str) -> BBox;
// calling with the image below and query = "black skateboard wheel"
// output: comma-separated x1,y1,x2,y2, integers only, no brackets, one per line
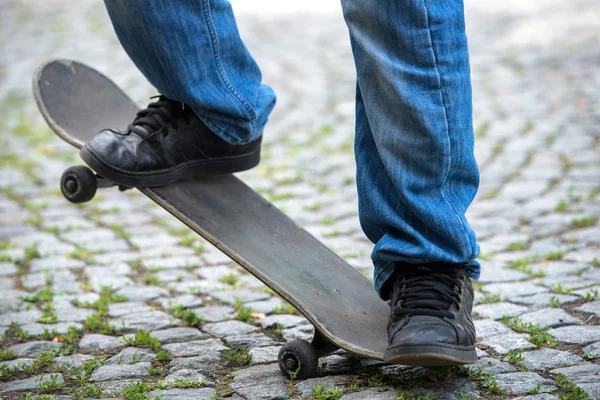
278,339,318,380
60,166,97,203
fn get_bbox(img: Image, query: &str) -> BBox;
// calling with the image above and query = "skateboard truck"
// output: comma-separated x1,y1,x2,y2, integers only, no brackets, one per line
60,165,130,203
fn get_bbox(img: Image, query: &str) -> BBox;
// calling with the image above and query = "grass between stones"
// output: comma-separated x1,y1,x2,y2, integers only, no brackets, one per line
581,289,599,302
222,347,251,366
549,296,562,308
74,286,129,335
170,305,204,327
478,293,501,304
69,246,104,264
120,378,209,400
218,273,239,285
506,241,530,252
507,255,546,278
459,366,504,394
552,284,574,294
233,298,256,324
140,271,163,286
570,216,598,229
4,323,31,342
272,302,297,315
311,382,344,400
0,349,18,362
502,316,558,347
21,284,58,325
37,373,64,394
545,250,567,261
506,349,525,364
123,330,161,351
0,339,202,400
554,373,588,400
75,286,129,313
83,312,116,335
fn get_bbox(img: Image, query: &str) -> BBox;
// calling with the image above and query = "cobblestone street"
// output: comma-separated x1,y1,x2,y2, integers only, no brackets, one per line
1,0,599,399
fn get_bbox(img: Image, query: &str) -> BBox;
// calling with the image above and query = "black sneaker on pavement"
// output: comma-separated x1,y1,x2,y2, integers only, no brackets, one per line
79,96,261,187
384,263,477,366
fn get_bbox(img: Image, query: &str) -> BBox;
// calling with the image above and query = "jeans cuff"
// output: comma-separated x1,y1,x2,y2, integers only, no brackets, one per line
192,109,258,145
373,260,396,301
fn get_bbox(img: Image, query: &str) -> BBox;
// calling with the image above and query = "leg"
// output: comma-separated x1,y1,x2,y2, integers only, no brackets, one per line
342,0,480,298
103,0,276,144
81,0,276,187
342,0,479,365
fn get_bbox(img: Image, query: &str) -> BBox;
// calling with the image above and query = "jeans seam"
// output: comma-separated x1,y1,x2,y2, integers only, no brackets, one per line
422,0,475,261
200,0,257,134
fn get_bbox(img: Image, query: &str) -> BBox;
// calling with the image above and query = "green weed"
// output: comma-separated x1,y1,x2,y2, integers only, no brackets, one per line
478,293,500,304
571,216,597,229
311,382,343,400
222,347,251,365
123,330,160,351
83,312,116,335
507,241,529,252
0,349,18,362
170,305,204,327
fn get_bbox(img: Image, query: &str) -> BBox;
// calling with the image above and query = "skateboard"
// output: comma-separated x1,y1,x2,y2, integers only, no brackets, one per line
33,59,389,379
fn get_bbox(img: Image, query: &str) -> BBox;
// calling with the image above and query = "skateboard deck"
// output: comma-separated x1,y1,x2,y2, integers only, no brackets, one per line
33,59,389,378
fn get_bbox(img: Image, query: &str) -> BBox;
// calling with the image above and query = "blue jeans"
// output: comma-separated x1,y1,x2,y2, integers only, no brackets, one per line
104,0,480,299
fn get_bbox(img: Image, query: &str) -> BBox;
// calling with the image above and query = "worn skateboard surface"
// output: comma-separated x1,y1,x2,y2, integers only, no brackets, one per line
33,59,389,376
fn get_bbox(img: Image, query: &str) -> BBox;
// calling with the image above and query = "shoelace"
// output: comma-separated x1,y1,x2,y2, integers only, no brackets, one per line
128,95,189,138
392,265,463,319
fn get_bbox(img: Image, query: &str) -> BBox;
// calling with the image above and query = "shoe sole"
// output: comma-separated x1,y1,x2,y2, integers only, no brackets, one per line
384,344,477,366
80,145,261,187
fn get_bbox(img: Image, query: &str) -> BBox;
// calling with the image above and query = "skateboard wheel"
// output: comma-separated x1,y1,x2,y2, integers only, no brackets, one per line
60,166,97,203
278,339,318,380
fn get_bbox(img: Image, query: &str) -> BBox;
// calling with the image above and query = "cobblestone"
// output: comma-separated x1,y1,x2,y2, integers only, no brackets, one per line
164,369,215,386
583,341,600,358
294,375,351,397
473,319,513,339
466,356,517,375
549,364,600,399
548,326,600,345
150,327,208,344
162,339,227,357
248,346,280,365
518,308,582,329
78,334,125,353
231,364,289,400
340,388,397,400
414,379,480,400
202,320,259,337
53,354,94,368
106,347,156,364
89,362,151,382
495,372,555,395
1,0,598,398
111,309,176,331
9,341,63,358
0,373,64,393
518,348,583,370
576,300,600,316
148,388,217,400
473,302,529,320
479,333,536,354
